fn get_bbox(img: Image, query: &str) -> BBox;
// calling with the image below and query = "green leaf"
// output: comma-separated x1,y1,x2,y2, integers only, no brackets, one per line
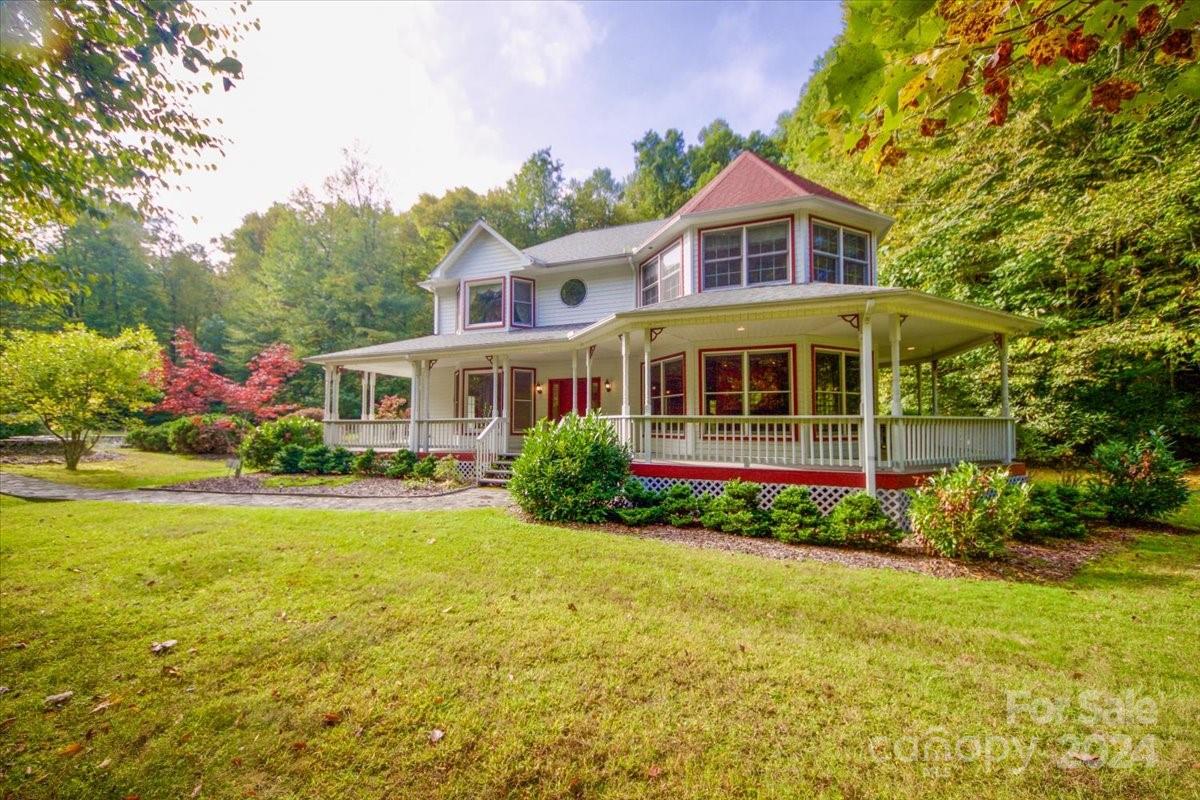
214,56,242,74
1049,79,1089,124
945,92,977,125
1165,64,1200,100
187,25,206,45
824,42,886,118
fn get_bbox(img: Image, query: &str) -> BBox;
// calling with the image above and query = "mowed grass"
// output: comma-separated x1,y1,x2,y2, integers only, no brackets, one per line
0,450,232,490
0,498,1197,799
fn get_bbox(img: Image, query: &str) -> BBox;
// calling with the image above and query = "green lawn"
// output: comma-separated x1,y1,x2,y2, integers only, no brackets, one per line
0,498,1196,799
0,450,233,490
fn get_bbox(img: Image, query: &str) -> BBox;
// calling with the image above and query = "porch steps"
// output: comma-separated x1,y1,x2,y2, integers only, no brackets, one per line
477,453,519,487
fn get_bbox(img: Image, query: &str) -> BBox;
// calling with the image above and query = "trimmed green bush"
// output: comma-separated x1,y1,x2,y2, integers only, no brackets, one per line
828,492,905,549
239,417,323,470
660,483,710,528
271,443,306,474
509,413,631,523
1087,429,1190,523
700,479,770,537
126,421,173,452
433,455,464,485
412,454,438,480
327,447,354,475
297,444,331,474
352,448,380,476
165,414,249,455
770,486,833,544
909,463,1026,558
1019,483,1091,540
384,449,418,479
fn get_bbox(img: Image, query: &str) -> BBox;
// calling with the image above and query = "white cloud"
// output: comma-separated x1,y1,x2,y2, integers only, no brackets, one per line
497,1,603,88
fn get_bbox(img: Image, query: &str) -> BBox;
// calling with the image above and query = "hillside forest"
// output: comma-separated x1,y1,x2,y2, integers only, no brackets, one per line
3,1,1197,461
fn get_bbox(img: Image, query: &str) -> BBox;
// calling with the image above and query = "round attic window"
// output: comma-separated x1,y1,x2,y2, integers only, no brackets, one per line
560,279,587,307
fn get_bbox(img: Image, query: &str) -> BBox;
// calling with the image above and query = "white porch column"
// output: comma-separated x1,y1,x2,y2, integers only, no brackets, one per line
501,354,511,424
322,366,333,419
619,333,631,416
570,350,578,414
860,306,877,497
998,334,1013,464
330,367,341,421
642,329,652,459
889,314,905,470
360,372,369,419
931,359,940,416
490,356,499,419
584,346,593,414
915,363,923,416
408,361,421,452
421,361,431,451
367,372,376,420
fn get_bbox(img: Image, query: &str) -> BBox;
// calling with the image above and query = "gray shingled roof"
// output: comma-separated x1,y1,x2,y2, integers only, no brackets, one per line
620,282,902,315
522,219,664,264
307,324,581,362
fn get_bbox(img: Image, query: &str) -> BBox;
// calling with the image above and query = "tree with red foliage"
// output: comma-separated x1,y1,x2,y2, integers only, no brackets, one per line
156,329,303,421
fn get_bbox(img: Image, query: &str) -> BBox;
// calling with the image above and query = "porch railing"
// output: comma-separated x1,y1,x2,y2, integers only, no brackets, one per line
417,418,490,452
474,417,505,480
603,414,1013,470
323,419,411,449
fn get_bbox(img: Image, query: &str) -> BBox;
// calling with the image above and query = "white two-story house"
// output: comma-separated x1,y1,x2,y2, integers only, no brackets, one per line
307,152,1036,520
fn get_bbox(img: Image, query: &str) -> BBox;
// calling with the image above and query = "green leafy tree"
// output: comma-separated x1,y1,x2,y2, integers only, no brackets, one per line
565,168,629,230
625,129,693,219
501,148,571,245
1,0,253,304
0,326,160,468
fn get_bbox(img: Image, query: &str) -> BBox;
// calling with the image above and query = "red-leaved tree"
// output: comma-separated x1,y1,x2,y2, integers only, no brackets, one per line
156,329,303,421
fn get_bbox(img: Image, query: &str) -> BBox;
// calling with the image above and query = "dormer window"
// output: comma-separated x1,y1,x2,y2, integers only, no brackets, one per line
464,278,504,328
511,277,534,327
700,218,791,291
811,220,871,285
639,241,683,306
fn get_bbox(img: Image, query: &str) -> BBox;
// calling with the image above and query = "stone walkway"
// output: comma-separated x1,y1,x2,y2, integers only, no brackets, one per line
0,473,511,512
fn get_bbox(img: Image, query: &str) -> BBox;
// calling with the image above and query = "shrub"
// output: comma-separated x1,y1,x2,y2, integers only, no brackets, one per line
239,416,323,470
509,413,631,523
375,395,409,419
271,443,306,474
327,447,354,475
297,444,331,474
412,454,438,481
615,505,665,526
909,463,1026,558
433,455,464,485
286,407,325,422
828,492,905,549
166,414,249,455
770,486,832,544
126,421,173,452
1018,483,1090,540
700,479,770,537
660,483,710,527
1087,430,1190,523
384,449,418,479
352,448,380,476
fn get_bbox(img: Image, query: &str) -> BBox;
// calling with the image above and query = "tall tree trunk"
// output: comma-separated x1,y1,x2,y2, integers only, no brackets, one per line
62,433,87,471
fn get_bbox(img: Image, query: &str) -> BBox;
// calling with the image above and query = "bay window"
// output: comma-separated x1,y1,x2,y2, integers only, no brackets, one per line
511,277,534,327
702,348,792,416
465,279,504,327
700,219,790,291
811,221,871,285
813,349,862,415
639,241,683,306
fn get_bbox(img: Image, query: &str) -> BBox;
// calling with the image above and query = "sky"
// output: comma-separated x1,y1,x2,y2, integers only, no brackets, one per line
164,0,844,249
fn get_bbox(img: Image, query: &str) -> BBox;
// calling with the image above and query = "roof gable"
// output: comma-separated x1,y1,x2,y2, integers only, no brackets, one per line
427,219,533,281
522,219,665,265
676,151,870,216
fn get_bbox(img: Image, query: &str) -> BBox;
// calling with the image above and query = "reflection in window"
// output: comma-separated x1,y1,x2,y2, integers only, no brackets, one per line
813,349,862,415
640,242,683,306
647,355,685,414
511,278,534,327
812,221,870,285
702,349,792,416
701,220,790,290
467,280,503,326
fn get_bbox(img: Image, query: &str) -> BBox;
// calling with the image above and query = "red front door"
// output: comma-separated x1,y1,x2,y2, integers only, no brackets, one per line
547,378,601,421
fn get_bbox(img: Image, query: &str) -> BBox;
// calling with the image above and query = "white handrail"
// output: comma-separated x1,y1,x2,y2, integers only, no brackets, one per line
474,417,505,482
323,419,411,448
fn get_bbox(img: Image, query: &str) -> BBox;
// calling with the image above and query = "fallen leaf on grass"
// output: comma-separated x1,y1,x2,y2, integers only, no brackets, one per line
58,742,84,757
97,758,112,769
322,712,341,726
92,697,122,713
0,717,16,732
647,764,663,779
161,665,181,679
290,741,307,752
44,691,74,708
231,757,242,767
1068,751,1102,767
150,640,177,655
191,781,202,797
428,728,444,744
567,603,577,612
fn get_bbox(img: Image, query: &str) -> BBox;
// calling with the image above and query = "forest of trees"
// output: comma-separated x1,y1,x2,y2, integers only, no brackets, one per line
5,2,1196,459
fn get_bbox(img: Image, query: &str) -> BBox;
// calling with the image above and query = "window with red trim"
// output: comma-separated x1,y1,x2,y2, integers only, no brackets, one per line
812,221,870,285
511,368,536,432
813,349,861,414
701,349,791,415
640,242,683,306
648,355,685,414
511,277,534,327
465,279,504,327
701,220,789,290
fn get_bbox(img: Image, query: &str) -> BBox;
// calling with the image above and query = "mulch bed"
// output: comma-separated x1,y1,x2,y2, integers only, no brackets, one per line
543,517,1140,583
159,474,465,498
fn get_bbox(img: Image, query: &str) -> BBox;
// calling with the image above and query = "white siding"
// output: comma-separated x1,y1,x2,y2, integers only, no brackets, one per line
435,286,458,334
449,234,525,280
536,264,634,326
794,212,810,284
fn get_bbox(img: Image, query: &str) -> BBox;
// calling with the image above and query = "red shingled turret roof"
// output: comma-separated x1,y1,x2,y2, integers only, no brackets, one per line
675,151,871,216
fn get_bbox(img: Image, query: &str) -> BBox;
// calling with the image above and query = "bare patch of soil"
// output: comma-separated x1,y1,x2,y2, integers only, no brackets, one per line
160,474,464,498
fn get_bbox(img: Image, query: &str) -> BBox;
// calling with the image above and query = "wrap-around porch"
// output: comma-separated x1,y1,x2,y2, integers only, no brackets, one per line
314,293,1028,495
